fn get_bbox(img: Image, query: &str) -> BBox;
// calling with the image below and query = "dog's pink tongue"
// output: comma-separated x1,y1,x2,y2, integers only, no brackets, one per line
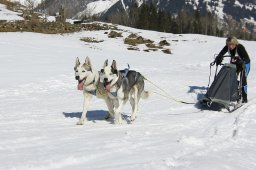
106,83,111,92
77,81,84,91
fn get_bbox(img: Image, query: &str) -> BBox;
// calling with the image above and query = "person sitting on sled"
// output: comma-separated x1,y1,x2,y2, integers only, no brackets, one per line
215,36,251,103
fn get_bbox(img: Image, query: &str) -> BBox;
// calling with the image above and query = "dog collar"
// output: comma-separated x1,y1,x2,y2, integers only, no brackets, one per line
110,92,117,97
83,89,97,96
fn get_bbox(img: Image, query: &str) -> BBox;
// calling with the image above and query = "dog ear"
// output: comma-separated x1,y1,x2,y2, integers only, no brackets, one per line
84,56,92,72
103,59,108,67
85,56,91,67
111,60,117,70
75,57,80,70
111,60,118,74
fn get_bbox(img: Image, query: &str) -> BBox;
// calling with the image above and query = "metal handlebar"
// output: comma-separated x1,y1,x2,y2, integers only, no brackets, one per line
212,55,242,66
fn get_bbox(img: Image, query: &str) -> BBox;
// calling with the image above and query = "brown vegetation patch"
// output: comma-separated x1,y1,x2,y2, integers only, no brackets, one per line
127,46,140,51
127,33,138,39
0,0,18,11
124,33,173,54
162,49,172,54
143,49,158,52
108,30,123,38
83,23,118,31
80,37,104,43
159,40,170,46
0,20,119,34
124,34,154,46
0,21,81,33
145,43,163,49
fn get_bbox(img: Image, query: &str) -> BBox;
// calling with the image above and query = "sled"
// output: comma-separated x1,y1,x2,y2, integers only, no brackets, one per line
200,57,245,112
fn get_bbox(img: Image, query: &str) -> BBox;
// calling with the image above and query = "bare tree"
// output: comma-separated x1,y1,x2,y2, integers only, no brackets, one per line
25,0,36,11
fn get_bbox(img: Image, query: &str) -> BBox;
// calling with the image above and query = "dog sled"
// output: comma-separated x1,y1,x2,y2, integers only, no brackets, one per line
200,56,245,112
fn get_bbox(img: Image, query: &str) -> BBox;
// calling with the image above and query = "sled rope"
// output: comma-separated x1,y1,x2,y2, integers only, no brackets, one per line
144,77,196,104
152,91,195,104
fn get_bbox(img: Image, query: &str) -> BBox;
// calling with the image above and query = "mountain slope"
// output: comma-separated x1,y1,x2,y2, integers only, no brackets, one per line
74,0,119,18
32,0,256,24
105,0,256,23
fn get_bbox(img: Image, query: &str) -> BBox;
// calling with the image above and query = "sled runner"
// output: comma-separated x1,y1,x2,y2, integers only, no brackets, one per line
201,56,245,112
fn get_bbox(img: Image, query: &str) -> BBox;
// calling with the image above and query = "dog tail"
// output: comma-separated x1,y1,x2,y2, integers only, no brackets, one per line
141,90,150,99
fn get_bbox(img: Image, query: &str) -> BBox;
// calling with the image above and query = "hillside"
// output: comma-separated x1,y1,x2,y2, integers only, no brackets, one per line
26,0,256,39
33,0,256,25
1,22,256,169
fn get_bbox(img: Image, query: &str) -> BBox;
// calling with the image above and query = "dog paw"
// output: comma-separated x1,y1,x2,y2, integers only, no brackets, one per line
114,120,123,125
105,115,110,120
76,120,84,125
130,117,136,122
105,114,113,120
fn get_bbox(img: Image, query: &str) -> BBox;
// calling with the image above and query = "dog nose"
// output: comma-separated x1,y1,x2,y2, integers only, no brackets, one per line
104,78,108,82
75,76,79,80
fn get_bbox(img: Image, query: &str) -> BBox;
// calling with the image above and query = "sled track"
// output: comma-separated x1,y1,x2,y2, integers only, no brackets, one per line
232,98,256,138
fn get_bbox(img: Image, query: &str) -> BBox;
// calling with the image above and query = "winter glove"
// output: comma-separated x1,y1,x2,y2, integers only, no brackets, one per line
215,56,223,65
236,59,245,69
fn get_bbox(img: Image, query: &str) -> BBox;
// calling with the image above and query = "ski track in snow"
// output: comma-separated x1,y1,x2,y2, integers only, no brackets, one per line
0,24,256,170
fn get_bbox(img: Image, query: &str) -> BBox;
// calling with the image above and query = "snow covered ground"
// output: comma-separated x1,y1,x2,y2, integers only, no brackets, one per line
0,4,23,21
1,5,256,169
1,24,256,170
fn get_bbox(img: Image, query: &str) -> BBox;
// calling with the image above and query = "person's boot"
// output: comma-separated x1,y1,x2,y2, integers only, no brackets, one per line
242,89,248,103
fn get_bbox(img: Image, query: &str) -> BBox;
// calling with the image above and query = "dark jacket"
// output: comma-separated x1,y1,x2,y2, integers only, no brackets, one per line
217,44,250,64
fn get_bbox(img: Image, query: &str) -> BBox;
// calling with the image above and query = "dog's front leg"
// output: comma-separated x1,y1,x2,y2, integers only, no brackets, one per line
77,93,92,125
129,97,136,121
113,99,119,108
130,87,138,121
114,100,124,124
104,97,115,119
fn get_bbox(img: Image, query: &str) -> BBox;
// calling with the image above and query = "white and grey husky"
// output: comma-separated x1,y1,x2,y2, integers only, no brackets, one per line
100,59,149,124
74,57,115,125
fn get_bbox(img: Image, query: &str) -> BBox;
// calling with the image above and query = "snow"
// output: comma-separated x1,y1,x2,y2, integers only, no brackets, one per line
120,0,128,14
0,4,23,21
39,14,56,22
10,0,42,7
213,0,225,20
136,0,144,7
1,5,256,170
76,0,118,18
0,3,55,22
87,0,118,14
234,0,243,8
1,24,256,170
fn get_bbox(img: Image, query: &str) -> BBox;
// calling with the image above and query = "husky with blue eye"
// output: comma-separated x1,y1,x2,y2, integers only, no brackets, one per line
99,59,149,124
74,57,115,125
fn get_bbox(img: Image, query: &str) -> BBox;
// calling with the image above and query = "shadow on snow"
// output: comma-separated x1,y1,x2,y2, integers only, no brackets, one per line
188,85,222,112
62,110,132,124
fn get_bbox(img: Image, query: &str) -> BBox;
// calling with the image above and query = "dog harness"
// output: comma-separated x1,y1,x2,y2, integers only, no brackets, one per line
106,64,131,97
84,78,108,96
110,92,117,97
123,64,130,77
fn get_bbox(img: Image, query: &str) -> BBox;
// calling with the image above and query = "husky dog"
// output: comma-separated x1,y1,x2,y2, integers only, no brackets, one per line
100,60,149,124
74,57,115,125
